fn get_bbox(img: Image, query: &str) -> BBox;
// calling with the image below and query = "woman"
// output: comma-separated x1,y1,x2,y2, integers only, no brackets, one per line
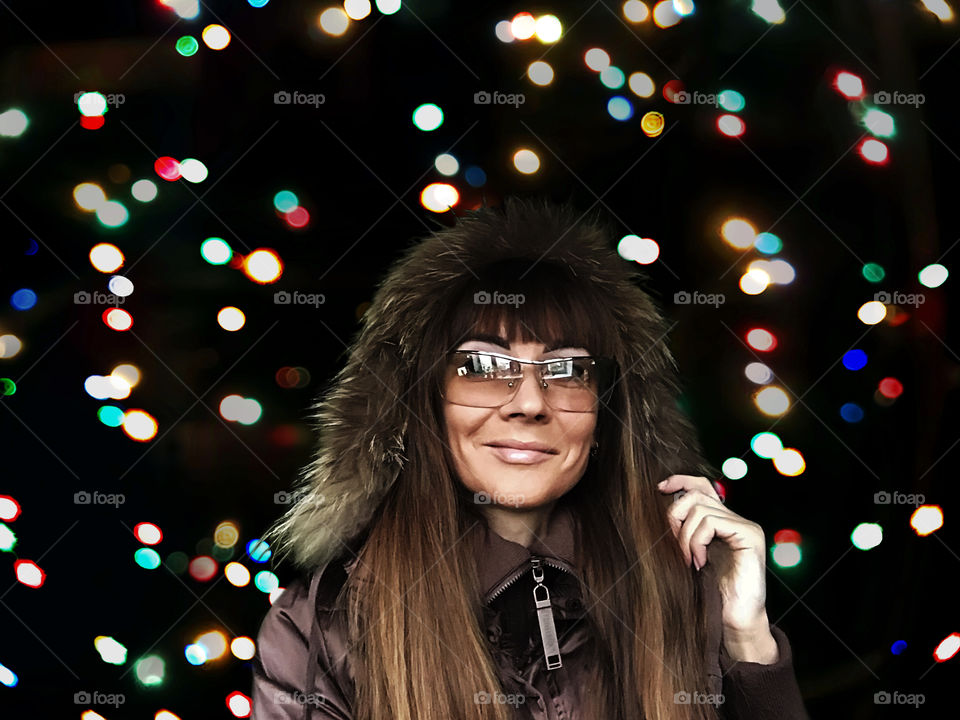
252,197,809,719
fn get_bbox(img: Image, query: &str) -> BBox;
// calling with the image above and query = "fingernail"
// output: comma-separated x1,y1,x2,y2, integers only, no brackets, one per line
657,480,667,488
693,559,701,571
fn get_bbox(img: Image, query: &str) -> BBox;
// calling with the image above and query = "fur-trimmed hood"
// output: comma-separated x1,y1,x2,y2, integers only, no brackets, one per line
264,197,717,573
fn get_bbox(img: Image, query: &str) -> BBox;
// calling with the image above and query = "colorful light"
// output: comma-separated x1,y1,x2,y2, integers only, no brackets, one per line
218,306,246,331
840,402,864,423
751,0,786,24
201,24,231,50
718,89,745,112
74,183,106,211
344,0,372,20
851,522,883,550
512,149,541,174
123,409,158,440
284,206,310,228
273,190,298,213
412,103,443,131
770,542,801,568
628,72,655,98
96,200,129,228
584,48,610,72
318,7,350,35
750,432,783,459
226,691,252,718
600,66,626,89
833,71,864,99
243,249,284,284
527,60,554,86
857,300,886,325
842,349,868,370
910,505,944,536
134,522,163,545
933,633,960,663
434,153,459,175
745,362,773,384
134,548,162,569
94,636,127,665
720,218,756,249
640,111,664,137
534,14,562,43
510,12,536,40
772,447,805,475
176,36,199,57
225,562,251,587
623,0,650,22
179,158,208,183
859,138,889,164
717,114,746,137
721,457,748,480
10,289,36,311
189,555,219,582
754,386,790,416
0,108,28,137
863,108,895,138
652,0,681,27
0,496,21,521
134,655,165,687
77,92,108,117
131,179,158,202
746,327,777,351
254,570,280,593
201,237,233,265
607,96,634,121
919,263,948,288
154,156,181,181
14,559,44,587
231,637,256,660
103,308,134,331
247,539,272,563
420,182,459,212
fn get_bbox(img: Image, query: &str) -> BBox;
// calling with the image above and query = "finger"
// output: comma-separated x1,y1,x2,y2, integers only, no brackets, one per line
666,488,728,529
689,515,764,569
658,474,724,504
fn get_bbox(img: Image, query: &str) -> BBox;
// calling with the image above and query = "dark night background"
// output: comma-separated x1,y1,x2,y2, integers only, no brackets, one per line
1,0,958,717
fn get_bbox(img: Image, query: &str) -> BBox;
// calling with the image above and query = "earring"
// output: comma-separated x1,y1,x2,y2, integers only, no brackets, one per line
590,441,599,457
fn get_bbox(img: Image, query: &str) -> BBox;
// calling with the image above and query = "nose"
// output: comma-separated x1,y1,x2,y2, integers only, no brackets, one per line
500,364,550,417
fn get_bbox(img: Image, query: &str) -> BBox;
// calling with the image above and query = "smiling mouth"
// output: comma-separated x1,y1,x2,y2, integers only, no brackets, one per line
485,445,556,464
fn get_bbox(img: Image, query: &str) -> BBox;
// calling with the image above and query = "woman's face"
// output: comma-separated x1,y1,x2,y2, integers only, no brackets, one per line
442,329,597,510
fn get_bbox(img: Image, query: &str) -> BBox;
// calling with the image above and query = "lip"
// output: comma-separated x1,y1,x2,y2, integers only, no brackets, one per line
484,440,558,453
486,445,555,464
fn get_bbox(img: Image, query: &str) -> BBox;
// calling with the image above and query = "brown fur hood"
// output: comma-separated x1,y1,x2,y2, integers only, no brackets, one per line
263,197,718,573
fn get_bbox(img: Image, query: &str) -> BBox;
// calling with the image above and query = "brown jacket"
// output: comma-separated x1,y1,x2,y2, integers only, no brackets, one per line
252,503,809,719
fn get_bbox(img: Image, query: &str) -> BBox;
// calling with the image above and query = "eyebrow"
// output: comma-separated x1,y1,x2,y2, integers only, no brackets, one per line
459,333,588,354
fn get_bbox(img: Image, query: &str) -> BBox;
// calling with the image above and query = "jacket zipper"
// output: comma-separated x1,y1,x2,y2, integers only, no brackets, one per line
486,555,575,671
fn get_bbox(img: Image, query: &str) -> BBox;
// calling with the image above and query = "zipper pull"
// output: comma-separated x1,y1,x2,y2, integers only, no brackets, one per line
531,557,562,670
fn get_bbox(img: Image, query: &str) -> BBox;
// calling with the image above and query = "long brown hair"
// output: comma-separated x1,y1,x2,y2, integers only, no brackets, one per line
341,248,720,719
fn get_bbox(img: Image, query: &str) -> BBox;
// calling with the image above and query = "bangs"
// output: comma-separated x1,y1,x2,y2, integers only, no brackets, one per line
438,258,615,359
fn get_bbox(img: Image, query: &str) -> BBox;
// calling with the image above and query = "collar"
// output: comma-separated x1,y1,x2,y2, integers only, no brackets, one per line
472,503,579,602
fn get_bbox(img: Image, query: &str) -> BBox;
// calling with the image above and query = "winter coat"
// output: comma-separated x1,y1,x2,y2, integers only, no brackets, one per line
249,198,810,719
